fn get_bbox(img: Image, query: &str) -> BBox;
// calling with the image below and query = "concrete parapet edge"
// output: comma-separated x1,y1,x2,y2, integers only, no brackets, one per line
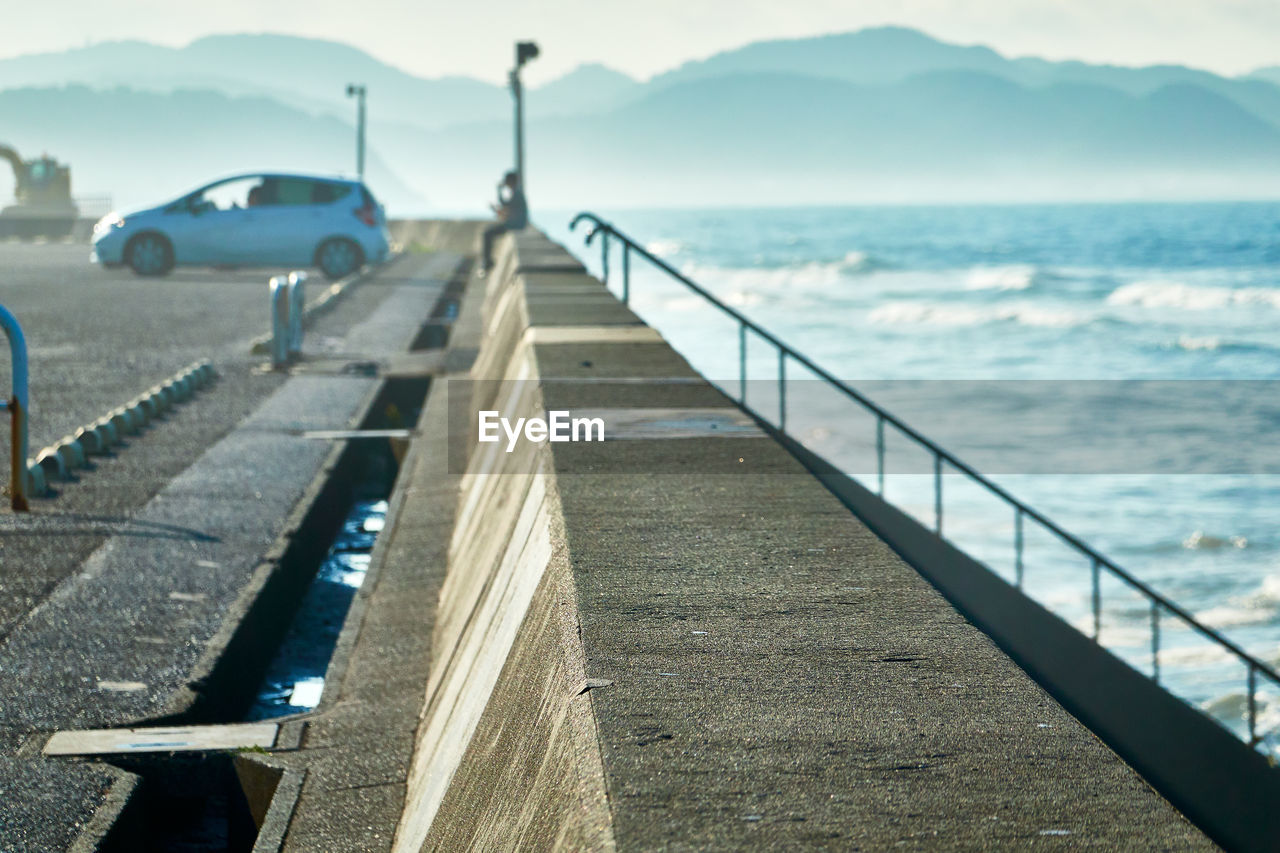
391,244,617,849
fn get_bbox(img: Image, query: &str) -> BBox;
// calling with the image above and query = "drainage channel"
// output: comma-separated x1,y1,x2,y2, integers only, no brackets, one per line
96,376,433,852
247,493,386,719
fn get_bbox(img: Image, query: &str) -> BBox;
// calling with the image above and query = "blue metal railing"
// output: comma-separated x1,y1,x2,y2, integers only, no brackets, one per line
570,211,1280,753
0,305,29,511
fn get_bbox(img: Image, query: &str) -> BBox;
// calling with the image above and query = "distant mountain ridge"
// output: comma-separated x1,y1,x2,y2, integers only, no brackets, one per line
4,27,1280,211
8,28,1280,131
0,85,427,210
0,34,639,129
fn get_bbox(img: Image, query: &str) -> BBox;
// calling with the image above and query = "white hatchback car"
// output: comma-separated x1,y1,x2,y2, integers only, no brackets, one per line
92,173,391,280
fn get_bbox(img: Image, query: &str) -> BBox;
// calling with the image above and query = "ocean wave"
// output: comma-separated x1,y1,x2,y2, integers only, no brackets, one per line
1182,530,1249,550
838,250,884,274
964,264,1038,292
1171,335,1280,355
1108,280,1280,310
1203,690,1280,739
867,301,1089,329
680,251,886,289
1177,335,1222,352
645,238,685,257
1194,575,1280,629
1157,644,1234,668
723,290,765,308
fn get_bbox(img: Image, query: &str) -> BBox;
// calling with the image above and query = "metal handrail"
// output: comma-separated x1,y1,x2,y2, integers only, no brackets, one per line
0,305,29,511
570,211,1280,750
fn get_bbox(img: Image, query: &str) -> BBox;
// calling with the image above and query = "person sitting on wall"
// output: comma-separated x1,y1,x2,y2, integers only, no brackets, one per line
479,170,528,275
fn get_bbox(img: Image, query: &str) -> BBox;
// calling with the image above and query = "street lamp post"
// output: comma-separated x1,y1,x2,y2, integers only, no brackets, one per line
509,42,539,191
346,84,367,180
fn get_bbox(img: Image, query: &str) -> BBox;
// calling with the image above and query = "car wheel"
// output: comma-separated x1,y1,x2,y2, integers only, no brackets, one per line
316,237,363,281
125,233,174,276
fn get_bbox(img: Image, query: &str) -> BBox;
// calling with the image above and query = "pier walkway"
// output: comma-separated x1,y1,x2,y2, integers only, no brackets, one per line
268,224,1209,850
0,224,1212,850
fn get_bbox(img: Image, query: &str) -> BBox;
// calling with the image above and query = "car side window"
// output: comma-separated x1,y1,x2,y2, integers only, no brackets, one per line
312,182,353,204
270,179,314,205
198,177,266,211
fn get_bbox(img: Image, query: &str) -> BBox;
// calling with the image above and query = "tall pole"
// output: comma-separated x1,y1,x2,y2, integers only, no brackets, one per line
346,84,367,180
512,68,524,187
511,42,539,193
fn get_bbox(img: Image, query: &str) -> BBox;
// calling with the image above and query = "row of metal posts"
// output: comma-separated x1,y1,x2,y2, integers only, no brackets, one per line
0,270,303,510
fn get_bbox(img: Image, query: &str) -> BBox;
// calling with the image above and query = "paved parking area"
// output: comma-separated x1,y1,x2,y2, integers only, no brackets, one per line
0,243,442,851
0,243,314,448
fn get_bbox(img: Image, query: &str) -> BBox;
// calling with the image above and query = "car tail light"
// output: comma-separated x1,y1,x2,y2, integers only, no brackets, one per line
354,203,377,226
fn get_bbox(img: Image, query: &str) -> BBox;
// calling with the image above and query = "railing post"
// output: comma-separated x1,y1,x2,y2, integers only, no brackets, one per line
287,271,306,358
1091,558,1102,641
1014,508,1024,589
876,416,885,496
0,305,29,511
1150,600,1160,683
269,276,289,369
622,244,630,306
601,230,610,286
1247,664,1258,745
934,455,943,534
778,348,786,431
738,323,747,405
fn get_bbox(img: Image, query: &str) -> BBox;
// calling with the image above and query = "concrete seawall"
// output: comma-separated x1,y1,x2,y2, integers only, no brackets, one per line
313,224,1215,850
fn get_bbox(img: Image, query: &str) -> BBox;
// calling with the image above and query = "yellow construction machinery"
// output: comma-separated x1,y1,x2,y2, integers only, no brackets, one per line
0,145,78,238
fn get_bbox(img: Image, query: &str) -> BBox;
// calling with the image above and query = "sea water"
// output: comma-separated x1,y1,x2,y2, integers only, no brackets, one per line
545,202,1280,749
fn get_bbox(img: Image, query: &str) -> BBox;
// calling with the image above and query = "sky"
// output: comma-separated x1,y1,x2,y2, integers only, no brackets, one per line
2,0,1279,84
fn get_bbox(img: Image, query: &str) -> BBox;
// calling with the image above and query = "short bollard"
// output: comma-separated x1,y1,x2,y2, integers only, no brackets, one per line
0,305,29,511
269,275,291,369
288,271,307,359
268,272,308,368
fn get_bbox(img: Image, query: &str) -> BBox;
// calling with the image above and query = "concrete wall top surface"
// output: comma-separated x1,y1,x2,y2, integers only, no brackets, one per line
376,223,1213,851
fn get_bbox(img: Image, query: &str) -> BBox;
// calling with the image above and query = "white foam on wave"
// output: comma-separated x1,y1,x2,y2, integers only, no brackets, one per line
839,250,879,273
867,301,1088,329
964,265,1037,291
1177,335,1222,352
680,251,882,292
723,290,764,308
681,262,837,291
645,238,684,257
1157,644,1234,668
1195,575,1280,629
1108,280,1280,310
1202,690,1280,741
1182,530,1248,550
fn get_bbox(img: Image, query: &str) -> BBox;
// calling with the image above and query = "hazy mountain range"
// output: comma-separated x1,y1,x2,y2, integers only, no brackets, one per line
4,27,1280,213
